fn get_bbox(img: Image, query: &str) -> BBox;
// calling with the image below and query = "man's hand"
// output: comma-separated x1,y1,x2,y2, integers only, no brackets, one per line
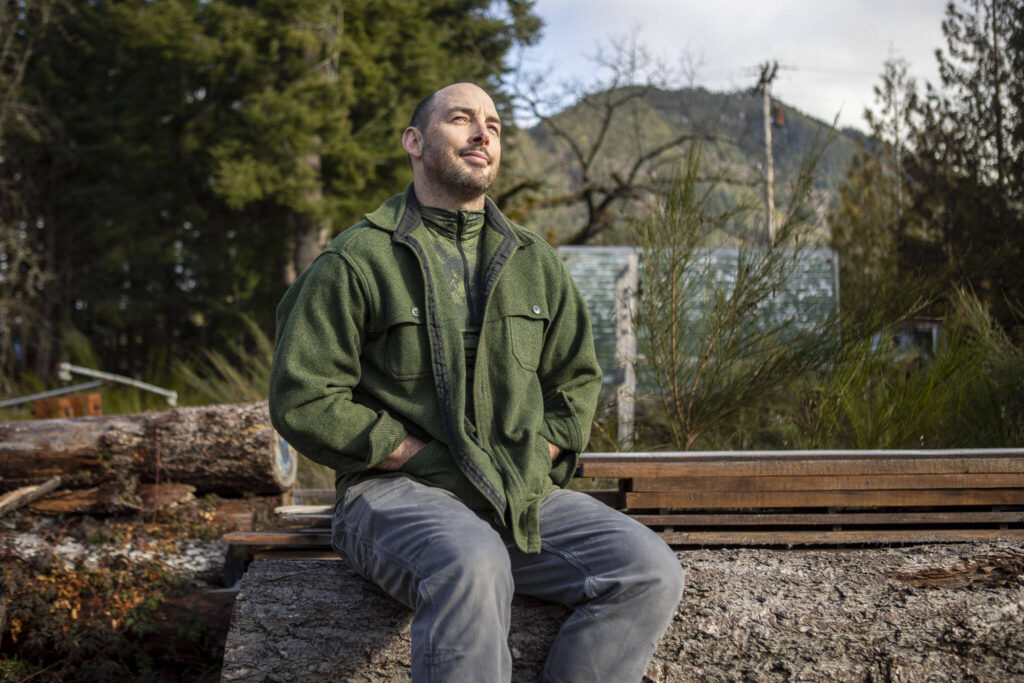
547,440,562,461
376,436,426,471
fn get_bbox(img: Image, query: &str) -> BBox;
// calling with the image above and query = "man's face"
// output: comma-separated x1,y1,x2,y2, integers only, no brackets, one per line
419,84,501,202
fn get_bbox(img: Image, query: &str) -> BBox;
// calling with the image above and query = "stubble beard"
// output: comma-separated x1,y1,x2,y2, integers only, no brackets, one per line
421,138,497,203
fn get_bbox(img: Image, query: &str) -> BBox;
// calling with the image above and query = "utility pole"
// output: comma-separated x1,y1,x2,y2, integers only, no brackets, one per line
755,61,779,247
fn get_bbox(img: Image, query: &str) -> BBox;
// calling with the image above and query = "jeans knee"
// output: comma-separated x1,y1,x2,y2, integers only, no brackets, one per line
651,546,685,604
621,531,685,606
423,533,514,601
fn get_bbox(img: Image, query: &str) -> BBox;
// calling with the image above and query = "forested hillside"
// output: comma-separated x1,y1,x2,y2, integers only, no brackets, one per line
499,86,864,245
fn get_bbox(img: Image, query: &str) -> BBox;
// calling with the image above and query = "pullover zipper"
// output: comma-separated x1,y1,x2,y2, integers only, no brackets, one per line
456,212,479,326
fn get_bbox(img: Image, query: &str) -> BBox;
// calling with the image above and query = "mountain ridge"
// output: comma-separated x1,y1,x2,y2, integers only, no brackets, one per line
501,85,864,245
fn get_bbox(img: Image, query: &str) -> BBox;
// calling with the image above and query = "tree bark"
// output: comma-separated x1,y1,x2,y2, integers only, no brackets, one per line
222,542,1024,681
0,401,296,497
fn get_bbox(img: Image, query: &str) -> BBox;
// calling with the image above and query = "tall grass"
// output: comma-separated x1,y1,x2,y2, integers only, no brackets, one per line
174,316,273,405
795,290,1023,449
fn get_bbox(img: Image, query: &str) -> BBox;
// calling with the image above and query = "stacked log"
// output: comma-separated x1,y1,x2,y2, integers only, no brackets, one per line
0,402,296,511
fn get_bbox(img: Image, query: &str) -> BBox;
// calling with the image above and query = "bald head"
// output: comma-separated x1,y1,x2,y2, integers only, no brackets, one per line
409,82,496,131
402,82,502,210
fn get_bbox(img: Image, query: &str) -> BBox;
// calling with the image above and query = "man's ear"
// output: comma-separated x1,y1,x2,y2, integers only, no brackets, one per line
402,127,423,159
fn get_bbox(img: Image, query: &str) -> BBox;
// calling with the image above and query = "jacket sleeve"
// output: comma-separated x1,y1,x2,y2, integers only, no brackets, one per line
535,255,603,477
268,251,407,472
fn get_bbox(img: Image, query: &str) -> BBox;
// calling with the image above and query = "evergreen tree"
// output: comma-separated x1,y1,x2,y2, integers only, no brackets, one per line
905,0,1024,319
833,1,1024,325
0,0,66,383
831,54,921,319
9,0,539,379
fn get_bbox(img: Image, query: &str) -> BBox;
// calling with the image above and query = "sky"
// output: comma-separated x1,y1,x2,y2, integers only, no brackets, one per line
516,0,949,131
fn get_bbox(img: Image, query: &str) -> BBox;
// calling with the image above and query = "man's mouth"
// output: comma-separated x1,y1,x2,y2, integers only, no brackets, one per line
461,148,490,165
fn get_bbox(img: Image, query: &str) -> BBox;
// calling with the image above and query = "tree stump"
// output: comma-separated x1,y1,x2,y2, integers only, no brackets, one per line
0,401,296,497
221,542,1024,682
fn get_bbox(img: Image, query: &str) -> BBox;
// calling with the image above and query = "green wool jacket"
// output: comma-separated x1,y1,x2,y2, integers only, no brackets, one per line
268,186,602,553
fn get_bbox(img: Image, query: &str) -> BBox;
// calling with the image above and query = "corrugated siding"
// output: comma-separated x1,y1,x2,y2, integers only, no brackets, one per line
557,246,839,383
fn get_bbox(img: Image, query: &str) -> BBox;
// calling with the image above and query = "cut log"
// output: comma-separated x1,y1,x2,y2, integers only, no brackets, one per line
222,542,1024,681
0,401,296,497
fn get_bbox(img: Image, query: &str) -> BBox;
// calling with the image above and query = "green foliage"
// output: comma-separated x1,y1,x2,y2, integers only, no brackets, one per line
798,290,1024,449
631,142,839,451
3,0,539,386
833,2,1024,326
2,559,211,681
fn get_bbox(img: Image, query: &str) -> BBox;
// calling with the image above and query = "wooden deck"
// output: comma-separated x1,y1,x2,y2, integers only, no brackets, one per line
223,448,1024,549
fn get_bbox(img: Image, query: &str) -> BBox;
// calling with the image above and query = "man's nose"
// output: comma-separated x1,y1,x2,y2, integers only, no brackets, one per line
469,120,491,145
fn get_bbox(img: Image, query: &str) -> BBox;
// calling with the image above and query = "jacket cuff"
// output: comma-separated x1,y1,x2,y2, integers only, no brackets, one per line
547,449,580,487
538,414,584,453
365,411,408,468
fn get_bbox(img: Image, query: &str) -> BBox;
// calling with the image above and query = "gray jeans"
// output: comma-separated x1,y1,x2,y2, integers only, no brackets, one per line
332,477,685,682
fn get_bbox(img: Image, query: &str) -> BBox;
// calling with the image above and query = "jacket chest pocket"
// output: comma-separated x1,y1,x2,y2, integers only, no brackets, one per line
384,307,432,380
507,304,549,372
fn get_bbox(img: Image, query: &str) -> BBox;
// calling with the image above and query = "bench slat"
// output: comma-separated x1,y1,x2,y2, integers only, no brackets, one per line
631,473,1024,493
225,530,331,546
583,457,1024,479
657,527,1024,545
626,488,1024,510
631,510,1024,525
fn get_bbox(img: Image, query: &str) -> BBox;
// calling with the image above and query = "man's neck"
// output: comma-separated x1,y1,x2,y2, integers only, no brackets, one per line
412,179,486,211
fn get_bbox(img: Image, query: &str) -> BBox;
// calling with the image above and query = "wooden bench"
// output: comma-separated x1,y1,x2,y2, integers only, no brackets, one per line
224,448,1024,551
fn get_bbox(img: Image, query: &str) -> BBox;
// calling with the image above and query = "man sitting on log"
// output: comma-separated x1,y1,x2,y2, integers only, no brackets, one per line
268,82,684,682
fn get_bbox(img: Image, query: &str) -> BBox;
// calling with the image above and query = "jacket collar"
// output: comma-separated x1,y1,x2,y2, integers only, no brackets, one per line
364,184,528,247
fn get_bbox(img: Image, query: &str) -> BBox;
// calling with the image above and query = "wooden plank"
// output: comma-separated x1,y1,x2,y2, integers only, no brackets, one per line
276,504,332,517
269,509,1024,532
631,473,1024,493
254,550,341,560
579,489,620,507
626,488,1024,510
224,530,332,547
291,489,335,505
657,527,1024,546
226,523,1024,551
581,448,1024,462
582,456,1024,479
630,510,1024,526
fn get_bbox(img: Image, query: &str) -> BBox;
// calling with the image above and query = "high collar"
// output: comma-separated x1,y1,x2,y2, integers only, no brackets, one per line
363,184,526,248
420,205,484,242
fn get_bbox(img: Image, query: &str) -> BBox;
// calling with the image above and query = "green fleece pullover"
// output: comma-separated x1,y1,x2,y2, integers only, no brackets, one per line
268,186,602,552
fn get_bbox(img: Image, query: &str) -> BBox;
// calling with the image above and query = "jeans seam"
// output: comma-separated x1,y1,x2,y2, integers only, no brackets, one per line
336,515,425,604
538,538,598,600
